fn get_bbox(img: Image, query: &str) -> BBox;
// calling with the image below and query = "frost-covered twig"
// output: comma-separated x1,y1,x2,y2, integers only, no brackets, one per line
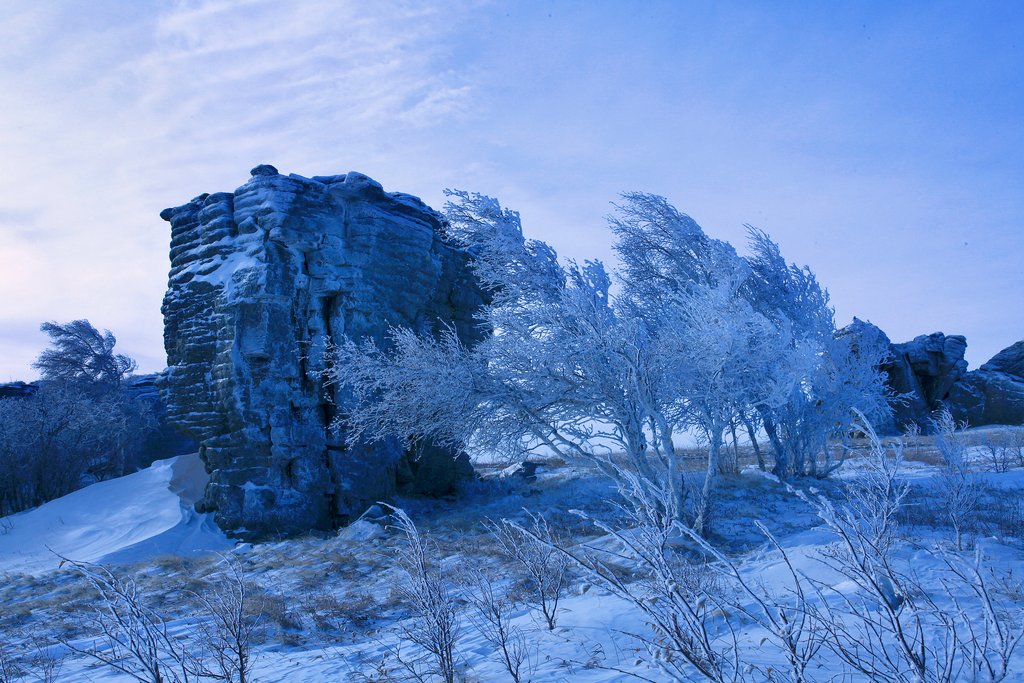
937,547,1023,682
383,505,460,683
185,554,263,683
462,566,532,683
793,418,1021,682
684,521,823,683
843,410,908,554
57,557,195,683
487,514,569,631
513,475,740,682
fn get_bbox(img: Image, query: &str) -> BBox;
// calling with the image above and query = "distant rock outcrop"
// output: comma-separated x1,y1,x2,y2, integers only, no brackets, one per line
126,374,198,464
849,319,1023,430
0,381,37,400
160,165,484,540
948,341,1024,427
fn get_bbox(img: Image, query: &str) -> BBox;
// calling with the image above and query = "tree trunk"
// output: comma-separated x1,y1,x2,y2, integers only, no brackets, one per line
694,427,722,537
758,407,789,478
741,412,765,471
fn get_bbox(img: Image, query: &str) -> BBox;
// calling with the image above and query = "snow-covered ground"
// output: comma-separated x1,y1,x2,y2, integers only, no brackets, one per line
0,454,229,575
3,434,1024,682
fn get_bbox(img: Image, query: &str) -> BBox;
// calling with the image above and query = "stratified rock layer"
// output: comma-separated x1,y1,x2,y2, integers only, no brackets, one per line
160,166,482,540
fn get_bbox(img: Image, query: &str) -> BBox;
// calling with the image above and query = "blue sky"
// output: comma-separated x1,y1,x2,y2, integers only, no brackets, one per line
1,0,1021,380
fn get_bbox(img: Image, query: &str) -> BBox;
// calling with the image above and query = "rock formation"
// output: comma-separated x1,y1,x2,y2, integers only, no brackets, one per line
886,331,969,429
160,165,484,540
127,374,198,464
848,319,1023,430
948,341,1024,426
0,382,37,400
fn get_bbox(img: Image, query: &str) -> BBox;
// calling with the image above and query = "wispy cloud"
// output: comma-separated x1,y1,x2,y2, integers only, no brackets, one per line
0,1,1021,380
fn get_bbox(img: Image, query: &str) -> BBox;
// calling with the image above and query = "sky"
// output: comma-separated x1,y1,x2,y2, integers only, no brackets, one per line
0,0,1021,380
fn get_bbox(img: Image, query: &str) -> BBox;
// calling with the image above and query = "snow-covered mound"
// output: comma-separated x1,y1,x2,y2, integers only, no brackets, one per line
0,454,231,575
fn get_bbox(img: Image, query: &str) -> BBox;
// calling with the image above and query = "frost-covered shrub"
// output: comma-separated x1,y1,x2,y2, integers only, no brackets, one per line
384,505,460,683
487,515,569,631
0,384,149,515
0,320,151,516
978,429,1023,473
795,420,1023,683
931,408,979,550
462,565,533,683
58,559,194,683
186,555,263,683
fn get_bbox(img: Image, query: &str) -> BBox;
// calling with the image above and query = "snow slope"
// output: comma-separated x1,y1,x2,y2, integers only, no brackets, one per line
0,454,230,575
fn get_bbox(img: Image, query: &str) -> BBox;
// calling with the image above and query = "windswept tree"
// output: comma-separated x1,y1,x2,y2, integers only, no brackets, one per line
327,191,887,533
741,229,891,476
611,196,889,479
33,319,136,389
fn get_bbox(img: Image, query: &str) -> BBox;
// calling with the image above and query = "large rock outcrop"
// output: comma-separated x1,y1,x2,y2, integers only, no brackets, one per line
160,165,483,540
948,341,1024,426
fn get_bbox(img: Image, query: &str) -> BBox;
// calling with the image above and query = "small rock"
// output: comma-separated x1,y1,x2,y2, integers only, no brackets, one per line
249,164,279,177
498,460,541,482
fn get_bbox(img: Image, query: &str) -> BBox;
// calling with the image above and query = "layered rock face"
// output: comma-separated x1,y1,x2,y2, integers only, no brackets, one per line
948,341,1024,426
160,165,483,540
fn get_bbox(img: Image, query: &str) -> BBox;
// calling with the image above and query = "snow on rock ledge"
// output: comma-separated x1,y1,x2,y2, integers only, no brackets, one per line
160,166,483,541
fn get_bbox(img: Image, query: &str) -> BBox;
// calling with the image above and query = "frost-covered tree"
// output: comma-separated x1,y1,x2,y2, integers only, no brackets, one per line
612,199,889,480
0,321,150,514
0,383,151,513
665,271,798,533
327,191,887,533
742,230,891,477
332,191,696,525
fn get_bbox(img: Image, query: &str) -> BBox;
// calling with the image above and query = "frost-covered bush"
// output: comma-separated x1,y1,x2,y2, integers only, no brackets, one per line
0,320,152,515
487,515,569,631
767,418,1021,683
931,408,979,550
977,428,1024,473
384,505,461,683
514,478,741,682
58,559,195,683
462,565,533,683
186,556,263,683
0,637,62,683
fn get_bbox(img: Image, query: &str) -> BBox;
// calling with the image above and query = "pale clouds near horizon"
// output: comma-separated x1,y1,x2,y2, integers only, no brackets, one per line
0,0,1021,380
